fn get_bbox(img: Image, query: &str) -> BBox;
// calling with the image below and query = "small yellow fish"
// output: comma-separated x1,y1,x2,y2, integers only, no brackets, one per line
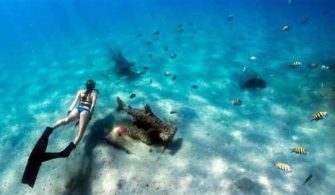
276,162,292,173
231,99,242,106
311,111,327,121
291,147,307,155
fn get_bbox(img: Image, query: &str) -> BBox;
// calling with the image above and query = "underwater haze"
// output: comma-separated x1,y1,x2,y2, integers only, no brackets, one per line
1,0,335,194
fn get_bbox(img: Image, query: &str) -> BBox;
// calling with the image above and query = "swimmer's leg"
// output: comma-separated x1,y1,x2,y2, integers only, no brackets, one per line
52,109,79,129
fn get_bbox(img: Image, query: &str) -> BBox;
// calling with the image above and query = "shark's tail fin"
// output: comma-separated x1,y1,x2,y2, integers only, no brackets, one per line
116,96,126,111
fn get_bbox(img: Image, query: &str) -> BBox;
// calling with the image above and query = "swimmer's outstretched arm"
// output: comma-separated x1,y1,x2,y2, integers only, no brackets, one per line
68,90,81,113
89,91,98,115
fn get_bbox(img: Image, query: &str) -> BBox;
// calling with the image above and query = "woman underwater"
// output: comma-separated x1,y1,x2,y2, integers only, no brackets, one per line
51,79,98,151
22,80,98,187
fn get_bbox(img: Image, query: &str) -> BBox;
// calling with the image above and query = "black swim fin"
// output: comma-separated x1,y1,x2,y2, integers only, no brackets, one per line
22,127,77,188
40,142,76,162
22,127,54,187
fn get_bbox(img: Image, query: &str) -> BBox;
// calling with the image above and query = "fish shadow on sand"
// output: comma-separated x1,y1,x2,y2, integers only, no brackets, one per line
238,69,267,90
228,177,265,195
244,132,273,146
175,107,199,131
229,177,264,194
63,114,115,195
167,138,183,155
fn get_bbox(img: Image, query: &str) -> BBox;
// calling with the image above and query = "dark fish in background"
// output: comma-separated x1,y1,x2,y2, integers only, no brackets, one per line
164,46,169,52
242,78,267,89
109,49,139,79
176,24,183,32
130,93,136,99
170,110,177,114
231,99,242,106
136,33,143,37
303,174,313,185
149,79,152,84
227,14,234,21
300,17,309,24
177,28,184,32
143,66,150,70
192,85,198,89
148,53,152,58
239,68,267,90
153,31,160,36
145,41,152,45
169,52,176,59
172,75,177,80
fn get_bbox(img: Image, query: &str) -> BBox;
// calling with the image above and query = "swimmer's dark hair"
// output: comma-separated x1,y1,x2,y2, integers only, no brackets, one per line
86,80,96,91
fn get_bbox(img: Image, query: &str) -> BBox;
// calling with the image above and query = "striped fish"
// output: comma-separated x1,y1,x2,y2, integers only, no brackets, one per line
291,61,302,68
276,162,292,173
291,147,307,155
311,111,327,121
231,99,242,106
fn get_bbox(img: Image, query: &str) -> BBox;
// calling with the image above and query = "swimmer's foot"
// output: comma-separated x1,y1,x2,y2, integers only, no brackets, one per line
59,142,76,157
41,142,76,162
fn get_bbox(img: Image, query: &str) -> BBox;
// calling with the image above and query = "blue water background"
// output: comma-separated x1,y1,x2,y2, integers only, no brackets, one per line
0,0,334,194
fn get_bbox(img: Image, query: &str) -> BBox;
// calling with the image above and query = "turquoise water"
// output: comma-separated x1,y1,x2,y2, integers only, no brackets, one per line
0,0,334,194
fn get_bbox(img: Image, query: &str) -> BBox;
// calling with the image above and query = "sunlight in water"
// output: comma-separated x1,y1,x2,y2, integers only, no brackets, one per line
271,104,287,117
231,130,244,142
209,158,228,177
178,175,193,193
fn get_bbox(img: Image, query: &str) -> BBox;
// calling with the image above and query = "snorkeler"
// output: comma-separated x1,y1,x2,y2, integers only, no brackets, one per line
22,80,98,187
51,79,98,148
